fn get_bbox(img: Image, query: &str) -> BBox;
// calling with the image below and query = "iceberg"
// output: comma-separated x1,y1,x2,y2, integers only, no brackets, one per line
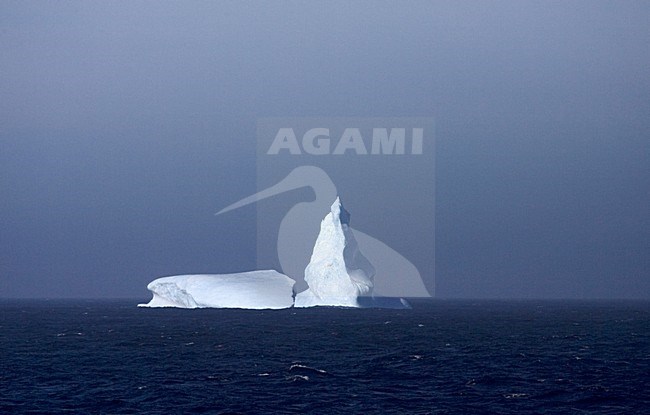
138,270,294,309
294,198,375,307
140,197,410,309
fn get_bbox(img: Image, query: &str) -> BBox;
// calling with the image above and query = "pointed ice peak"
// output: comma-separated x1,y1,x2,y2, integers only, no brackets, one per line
331,196,341,215
330,197,351,226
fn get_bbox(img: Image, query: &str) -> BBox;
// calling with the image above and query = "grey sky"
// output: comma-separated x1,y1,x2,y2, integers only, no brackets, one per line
1,1,649,298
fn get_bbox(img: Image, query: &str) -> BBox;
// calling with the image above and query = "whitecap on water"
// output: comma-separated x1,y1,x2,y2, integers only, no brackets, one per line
289,363,328,374
504,393,528,399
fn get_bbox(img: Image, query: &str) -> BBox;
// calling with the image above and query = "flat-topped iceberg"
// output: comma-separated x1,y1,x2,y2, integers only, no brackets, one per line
138,270,294,309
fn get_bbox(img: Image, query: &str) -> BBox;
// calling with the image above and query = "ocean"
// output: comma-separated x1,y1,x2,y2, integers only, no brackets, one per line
1,299,649,414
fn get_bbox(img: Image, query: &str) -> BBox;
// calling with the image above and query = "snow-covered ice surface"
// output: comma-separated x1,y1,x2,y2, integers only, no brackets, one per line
138,270,295,309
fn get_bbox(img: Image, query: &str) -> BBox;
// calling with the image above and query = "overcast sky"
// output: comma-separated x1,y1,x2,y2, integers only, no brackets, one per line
1,1,649,299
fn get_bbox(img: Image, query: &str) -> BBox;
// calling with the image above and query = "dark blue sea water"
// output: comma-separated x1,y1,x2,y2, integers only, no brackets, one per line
1,300,649,414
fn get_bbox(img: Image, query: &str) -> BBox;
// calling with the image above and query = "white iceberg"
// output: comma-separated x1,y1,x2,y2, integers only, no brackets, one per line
138,270,294,309
140,197,410,309
294,198,375,307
